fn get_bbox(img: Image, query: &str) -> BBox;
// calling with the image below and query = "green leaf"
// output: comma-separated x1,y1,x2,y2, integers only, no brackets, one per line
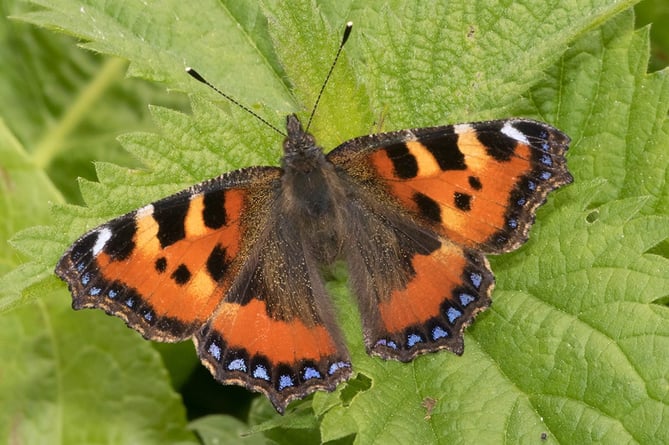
0,116,63,311
190,414,273,445
20,0,296,114
2,1,668,444
0,292,196,444
0,1,196,442
318,9,669,444
1,0,191,205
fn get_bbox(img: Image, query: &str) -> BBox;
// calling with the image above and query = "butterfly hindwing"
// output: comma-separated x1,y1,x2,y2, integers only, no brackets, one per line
328,118,571,360
195,209,352,412
338,201,496,360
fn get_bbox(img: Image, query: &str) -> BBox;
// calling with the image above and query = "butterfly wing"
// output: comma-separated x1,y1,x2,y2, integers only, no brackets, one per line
56,167,280,341
56,165,351,412
328,119,571,360
195,207,352,413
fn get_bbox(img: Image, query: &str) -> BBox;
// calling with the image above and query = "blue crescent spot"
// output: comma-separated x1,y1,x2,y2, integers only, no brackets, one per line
376,339,398,349
89,287,101,296
107,289,117,299
459,293,475,307
432,326,448,340
508,218,518,229
541,171,552,180
253,365,270,381
303,367,322,380
81,273,91,286
125,298,134,308
227,358,247,372
407,333,423,347
329,361,350,375
279,375,294,390
447,307,462,324
208,342,222,361
528,181,537,191
76,262,85,272
541,154,552,166
470,273,482,289
517,197,526,206
143,311,153,321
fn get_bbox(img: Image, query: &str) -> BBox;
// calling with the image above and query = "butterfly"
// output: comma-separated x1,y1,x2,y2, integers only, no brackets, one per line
55,26,572,414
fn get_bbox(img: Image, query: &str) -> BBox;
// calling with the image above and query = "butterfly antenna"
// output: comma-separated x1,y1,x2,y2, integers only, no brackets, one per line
186,67,286,137
305,21,353,132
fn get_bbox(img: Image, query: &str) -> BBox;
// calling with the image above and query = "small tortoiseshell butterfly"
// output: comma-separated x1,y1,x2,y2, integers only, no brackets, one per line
55,24,572,413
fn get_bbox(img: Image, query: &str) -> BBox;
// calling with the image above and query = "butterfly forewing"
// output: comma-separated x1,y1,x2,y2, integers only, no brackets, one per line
55,167,279,341
328,118,572,253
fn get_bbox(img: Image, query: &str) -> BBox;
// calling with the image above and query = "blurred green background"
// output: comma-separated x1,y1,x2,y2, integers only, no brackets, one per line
636,0,669,71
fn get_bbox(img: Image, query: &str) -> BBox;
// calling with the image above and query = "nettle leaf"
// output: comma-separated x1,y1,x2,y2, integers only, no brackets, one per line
1,0,667,444
190,414,273,445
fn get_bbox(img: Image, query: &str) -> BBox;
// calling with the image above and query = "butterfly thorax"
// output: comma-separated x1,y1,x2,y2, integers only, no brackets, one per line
279,114,348,264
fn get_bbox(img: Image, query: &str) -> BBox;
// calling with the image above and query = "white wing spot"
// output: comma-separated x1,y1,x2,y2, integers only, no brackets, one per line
501,123,529,144
92,228,112,256
137,204,154,218
453,123,473,134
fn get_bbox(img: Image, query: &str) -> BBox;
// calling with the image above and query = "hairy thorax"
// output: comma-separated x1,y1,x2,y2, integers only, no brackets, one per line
280,148,349,265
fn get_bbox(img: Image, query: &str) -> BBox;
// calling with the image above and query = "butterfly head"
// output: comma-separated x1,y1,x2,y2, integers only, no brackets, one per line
282,114,325,173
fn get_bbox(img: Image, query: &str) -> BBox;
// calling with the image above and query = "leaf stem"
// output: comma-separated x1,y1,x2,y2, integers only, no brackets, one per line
32,57,128,169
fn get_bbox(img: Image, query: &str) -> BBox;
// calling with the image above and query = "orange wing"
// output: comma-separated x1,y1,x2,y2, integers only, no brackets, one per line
330,118,572,253
194,211,352,412
56,165,351,413
328,118,571,360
